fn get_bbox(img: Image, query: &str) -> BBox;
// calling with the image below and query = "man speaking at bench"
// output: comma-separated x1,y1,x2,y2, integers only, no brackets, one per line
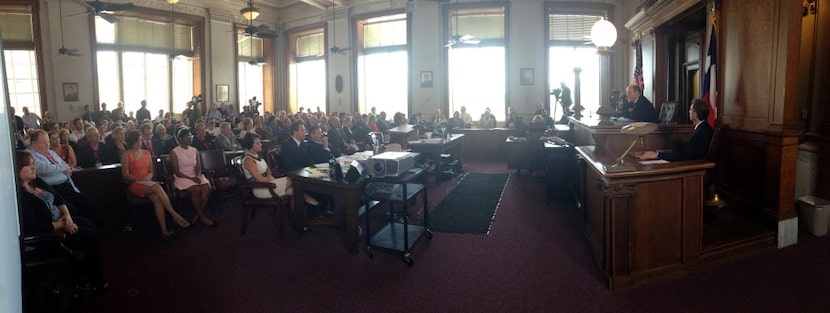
636,99,713,162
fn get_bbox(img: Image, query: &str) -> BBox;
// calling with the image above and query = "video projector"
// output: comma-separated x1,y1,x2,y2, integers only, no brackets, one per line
369,151,419,178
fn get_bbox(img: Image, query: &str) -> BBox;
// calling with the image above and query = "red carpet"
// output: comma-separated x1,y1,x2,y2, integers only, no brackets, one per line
83,161,830,312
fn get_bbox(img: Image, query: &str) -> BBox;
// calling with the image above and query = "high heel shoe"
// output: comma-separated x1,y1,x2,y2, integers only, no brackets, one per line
174,217,191,229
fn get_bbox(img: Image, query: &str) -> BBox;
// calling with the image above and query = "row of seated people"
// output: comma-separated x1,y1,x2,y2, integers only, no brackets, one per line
16,125,230,309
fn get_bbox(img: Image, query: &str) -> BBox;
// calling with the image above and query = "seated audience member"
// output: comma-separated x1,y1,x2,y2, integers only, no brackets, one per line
305,126,332,164
479,107,497,129
350,114,371,148
151,124,176,156
75,127,108,168
367,115,379,133
432,108,447,125
327,116,356,156
376,112,390,132
241,133,318,205
624,84,659,122
153,109,166,124
278,121,311,171
17,150,108,292
460,106,472,128
28,129,94,219
191,122,214,151
254,116,274,140
170,128,214,227
51,130,77,168
238,117,255,139
636,98,713,162
121,130,191,240
506,106,523,128
103,126,127,165
213,122,241,151
448,111,463,129
393,112,407,127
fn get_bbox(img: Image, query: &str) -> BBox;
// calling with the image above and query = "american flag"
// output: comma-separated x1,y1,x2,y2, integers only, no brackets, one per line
633,39,644,90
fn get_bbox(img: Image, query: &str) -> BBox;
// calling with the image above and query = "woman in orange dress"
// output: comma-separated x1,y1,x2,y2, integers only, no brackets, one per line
121,130,190,240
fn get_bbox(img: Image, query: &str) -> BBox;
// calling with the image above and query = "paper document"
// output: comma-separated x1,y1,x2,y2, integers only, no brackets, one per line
639,160,669,165
135,180,158,186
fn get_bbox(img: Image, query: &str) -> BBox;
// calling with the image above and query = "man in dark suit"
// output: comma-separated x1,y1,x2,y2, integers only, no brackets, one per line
278,121,310,171
327,116,356,157
191,122,214,151
625,84,659,122
636,99,713,162
305,125,332,164
136,100,152,123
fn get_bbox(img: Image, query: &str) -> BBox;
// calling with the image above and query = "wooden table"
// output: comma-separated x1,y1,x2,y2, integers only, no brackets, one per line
287,167,365,255
407,134,465,182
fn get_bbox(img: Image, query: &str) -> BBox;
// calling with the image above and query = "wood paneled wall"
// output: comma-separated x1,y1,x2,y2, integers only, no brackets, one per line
714,0,802,223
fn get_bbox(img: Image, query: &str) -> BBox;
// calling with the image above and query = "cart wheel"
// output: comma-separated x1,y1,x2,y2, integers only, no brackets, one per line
424,230,433,239
404,254,414,266
367,247,374,258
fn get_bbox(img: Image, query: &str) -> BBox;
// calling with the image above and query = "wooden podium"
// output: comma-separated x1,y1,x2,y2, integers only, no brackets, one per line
575,146,714,289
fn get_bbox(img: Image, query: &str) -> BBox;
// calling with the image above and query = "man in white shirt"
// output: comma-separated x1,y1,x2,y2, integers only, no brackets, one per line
69,118,85,143
460,106,472,128
22,106,42,129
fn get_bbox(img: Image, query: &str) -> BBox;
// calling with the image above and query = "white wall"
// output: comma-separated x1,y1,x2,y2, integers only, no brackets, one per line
0,41,23,313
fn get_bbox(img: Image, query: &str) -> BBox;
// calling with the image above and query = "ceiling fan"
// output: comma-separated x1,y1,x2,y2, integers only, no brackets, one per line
69,0,134,24
237,0,277,39
57,0,81,57
328,0,350,55
445,1,479,48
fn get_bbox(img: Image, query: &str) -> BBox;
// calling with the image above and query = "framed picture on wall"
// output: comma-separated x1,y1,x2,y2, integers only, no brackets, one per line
520,68,534,86
216,84,229,102
63,83,79,102
420,71,433,88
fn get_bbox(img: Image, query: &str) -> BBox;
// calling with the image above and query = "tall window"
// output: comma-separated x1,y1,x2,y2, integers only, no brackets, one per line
547,7,610,119
356,13,408,116
287,29,325,114
0,10,42,116
238,35,264,110
95,12,200,117
447,7,506,123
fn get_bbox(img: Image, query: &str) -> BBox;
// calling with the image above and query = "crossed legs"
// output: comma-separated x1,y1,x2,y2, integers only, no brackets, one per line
145,184,189,237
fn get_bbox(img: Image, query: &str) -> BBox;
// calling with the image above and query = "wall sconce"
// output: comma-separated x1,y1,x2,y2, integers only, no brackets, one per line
591,17,618,51
166,0,179,4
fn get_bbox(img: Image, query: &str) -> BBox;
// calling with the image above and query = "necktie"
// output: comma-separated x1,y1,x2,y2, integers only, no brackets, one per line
45,153,58,164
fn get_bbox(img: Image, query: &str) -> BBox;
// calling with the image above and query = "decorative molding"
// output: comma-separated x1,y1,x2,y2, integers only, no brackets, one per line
598,180,636,199
209,11,237,23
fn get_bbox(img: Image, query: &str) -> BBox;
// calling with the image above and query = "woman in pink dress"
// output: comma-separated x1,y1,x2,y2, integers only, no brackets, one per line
170,128,214,226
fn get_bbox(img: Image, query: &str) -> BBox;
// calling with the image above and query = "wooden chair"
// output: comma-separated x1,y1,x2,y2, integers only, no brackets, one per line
703,124,728,222
230,156,291,238
199,149,239,216
21,233,90,312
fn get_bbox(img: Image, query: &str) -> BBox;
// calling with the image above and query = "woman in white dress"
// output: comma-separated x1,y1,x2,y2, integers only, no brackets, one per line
170,128,214,226
241,133,318,204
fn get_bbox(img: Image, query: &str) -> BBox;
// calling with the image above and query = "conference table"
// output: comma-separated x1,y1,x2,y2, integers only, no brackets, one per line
407,134,465,182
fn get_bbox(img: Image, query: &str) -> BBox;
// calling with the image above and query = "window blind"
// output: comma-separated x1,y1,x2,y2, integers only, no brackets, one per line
238,36,263,61
548,14,601,42
0,13,33,42
452,14,504,40
296,32,324,58
100,16,193,52
362,17,406,48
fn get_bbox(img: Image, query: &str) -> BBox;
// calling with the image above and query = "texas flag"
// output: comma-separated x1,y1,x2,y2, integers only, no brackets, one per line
702,24,717,128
